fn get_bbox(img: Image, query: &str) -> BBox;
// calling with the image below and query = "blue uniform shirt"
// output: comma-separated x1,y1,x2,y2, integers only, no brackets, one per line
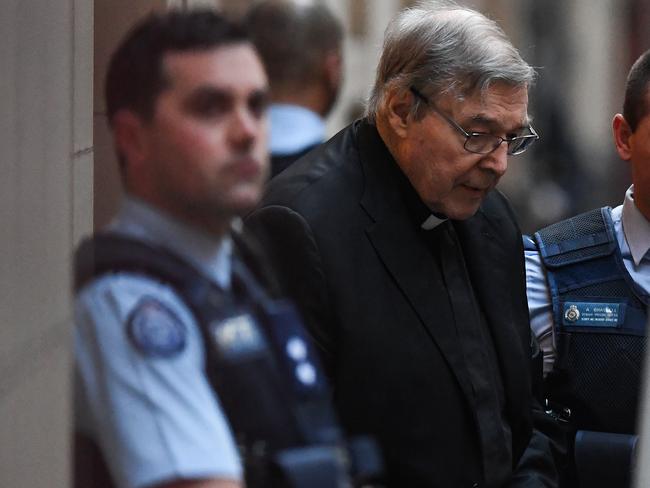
269,104,325,157
526,185,650,375
75,196,242,488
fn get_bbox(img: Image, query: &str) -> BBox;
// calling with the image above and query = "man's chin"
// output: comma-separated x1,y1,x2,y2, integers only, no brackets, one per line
225,192,264,217
444,203,482,221
185,193,262,223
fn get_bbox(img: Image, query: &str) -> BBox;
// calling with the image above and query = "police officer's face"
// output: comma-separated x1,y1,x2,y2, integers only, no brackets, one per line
392,83,529,220
132,43,269,232
613,103,650,221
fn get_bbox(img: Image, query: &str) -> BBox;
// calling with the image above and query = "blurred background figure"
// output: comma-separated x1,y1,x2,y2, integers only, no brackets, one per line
525,49,650,488
244,0,344,177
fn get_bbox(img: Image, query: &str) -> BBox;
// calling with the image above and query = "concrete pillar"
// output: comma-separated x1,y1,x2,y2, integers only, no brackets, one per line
0,0,93,485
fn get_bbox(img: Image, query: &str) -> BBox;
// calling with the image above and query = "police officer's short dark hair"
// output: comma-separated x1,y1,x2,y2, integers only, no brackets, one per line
243,0,342,91
105,9,249,124
623,49,650,131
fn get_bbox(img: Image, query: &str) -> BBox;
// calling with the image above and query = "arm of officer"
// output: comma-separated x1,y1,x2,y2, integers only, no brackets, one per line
75,274,243,488
524,244,556,376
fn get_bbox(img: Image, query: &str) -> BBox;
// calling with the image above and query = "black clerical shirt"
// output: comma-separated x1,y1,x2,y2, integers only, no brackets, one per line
395,161,514,487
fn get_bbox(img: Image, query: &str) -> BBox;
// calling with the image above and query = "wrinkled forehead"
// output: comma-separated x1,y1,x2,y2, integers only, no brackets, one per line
452,80,529,104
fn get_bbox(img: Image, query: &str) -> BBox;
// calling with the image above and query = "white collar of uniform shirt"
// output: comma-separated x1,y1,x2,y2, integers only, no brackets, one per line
111,195,233,290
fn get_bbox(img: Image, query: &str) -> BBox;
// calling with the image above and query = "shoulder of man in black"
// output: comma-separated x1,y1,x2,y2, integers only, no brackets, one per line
246,120,369,309
261,122,363,208
245,120,374,371
231,226,286,300
270,143,320,179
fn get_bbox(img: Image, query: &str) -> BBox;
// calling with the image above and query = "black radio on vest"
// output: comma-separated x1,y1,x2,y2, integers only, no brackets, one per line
74,232,383,488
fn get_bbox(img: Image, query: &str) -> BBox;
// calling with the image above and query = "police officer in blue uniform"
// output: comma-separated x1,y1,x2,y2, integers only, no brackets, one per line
525,50,650,487
74,11,378,488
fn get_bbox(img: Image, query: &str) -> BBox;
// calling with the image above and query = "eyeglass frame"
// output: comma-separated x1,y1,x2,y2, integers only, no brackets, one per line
409,86,539,156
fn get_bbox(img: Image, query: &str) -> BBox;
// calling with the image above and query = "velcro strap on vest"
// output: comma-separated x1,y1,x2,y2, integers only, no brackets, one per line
74,232,207,293
534,207,615,269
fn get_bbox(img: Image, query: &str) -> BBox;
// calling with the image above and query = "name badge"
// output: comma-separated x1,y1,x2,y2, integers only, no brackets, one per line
210,313,266,358
562,302,626,327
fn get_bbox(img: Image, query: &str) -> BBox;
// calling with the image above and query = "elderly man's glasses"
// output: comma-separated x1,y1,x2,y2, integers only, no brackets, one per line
409,86,539,156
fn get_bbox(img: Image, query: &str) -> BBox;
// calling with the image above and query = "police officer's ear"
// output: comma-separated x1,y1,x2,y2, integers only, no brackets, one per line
323,50,342,94
320,49,342,117
612,113,633,162
111,109,150,169
384,87,414,139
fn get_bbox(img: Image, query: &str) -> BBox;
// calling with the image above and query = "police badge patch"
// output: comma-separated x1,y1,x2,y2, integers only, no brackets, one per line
127,297,187,357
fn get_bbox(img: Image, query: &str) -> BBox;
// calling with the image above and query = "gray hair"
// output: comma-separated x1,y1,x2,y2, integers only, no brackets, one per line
366,0,535,121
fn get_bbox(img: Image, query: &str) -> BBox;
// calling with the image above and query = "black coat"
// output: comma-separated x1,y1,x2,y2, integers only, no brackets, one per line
246,120,559,487
270,144,318,178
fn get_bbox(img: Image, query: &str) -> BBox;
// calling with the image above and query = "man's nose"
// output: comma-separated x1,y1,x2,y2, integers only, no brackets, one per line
230,106,260,148
481,141,508,176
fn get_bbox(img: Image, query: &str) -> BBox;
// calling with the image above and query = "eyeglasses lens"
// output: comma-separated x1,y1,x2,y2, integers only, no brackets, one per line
465,134,501,155
507,137,532,155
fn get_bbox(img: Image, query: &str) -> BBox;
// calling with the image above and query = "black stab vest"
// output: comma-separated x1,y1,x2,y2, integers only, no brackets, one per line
532,208,647,434
74,232,354,488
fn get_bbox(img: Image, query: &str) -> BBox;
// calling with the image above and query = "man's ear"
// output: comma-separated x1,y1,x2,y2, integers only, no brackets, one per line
111,109,149,169
612,113,633,161
323,50,342,93
384,87,414,139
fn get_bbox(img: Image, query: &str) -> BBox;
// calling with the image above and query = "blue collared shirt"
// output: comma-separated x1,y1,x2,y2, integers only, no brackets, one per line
269,104,325,156
75,196,242,488
526,186,650,375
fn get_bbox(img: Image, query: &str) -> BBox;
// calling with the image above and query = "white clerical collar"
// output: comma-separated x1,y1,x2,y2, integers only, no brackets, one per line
622,185,650,266
421,213,448,230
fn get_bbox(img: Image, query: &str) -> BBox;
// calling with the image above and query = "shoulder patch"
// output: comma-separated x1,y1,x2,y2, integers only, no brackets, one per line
127,297,187,358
